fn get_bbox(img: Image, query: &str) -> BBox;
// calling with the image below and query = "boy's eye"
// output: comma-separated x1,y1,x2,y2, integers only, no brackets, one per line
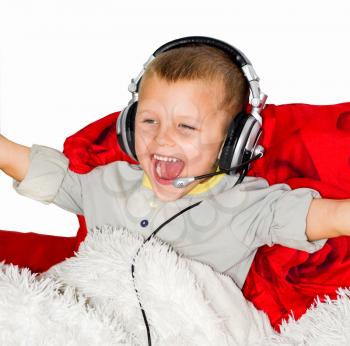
142,119,158,124
178,123,196,131
140,119,196,131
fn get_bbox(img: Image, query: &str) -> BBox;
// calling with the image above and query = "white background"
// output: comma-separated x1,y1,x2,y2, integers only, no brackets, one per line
0,0,349,236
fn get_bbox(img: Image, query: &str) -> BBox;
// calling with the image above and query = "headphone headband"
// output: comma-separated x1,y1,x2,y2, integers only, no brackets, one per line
129,36,266,124
153,36,251,67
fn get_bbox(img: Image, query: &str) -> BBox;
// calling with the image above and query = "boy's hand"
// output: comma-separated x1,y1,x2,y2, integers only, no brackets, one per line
306,198,346,241
0,134,30,182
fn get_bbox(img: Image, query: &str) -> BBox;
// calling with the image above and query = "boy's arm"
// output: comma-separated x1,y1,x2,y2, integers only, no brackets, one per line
306,198,348,241
1,136,84,215
0,134,30,182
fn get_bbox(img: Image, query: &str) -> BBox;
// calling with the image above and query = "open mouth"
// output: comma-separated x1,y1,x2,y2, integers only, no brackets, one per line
151,154,185,186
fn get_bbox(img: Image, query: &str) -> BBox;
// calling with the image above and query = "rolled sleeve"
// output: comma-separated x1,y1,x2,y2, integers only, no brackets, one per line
13,144,84,215
270,188,326,253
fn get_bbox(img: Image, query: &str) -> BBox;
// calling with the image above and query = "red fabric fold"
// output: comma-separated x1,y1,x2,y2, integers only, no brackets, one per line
243,102,350,328
1,102,350,329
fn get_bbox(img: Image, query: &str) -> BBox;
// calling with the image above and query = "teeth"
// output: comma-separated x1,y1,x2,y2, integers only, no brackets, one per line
153,154,179,163
156,163,162,176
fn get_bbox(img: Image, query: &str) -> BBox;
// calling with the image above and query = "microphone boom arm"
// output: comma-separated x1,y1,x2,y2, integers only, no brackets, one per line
172,151,263,189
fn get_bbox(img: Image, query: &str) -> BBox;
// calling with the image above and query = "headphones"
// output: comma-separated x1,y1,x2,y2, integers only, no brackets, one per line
117,36,267,175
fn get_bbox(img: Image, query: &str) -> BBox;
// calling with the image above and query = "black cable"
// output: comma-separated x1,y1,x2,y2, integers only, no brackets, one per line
131,200,202,346
234,165,249,186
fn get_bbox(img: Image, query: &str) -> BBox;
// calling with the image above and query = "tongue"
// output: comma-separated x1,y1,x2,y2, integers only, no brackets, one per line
156,160,185,180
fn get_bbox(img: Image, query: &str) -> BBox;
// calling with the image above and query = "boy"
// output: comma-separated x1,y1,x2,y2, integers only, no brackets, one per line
0,37,347,289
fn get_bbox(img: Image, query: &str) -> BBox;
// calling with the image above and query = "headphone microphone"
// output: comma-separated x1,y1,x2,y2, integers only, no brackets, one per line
172,145,264,188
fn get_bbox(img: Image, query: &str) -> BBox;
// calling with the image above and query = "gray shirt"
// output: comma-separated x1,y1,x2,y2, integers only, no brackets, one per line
14,145,326,288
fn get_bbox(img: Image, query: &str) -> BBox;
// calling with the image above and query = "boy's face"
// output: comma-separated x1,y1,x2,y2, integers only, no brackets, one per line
135,75,231,201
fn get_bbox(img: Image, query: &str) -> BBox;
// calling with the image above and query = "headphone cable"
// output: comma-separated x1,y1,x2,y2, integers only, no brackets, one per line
131,200,202,346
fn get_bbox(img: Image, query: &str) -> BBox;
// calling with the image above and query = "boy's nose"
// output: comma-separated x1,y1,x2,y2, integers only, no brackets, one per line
155,127,175,146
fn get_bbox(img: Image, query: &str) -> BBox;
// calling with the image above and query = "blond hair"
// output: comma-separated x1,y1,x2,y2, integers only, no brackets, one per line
140,44,248,117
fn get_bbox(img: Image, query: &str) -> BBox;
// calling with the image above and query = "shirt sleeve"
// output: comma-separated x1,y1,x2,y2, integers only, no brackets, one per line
269,187,326,252
13,144,84,215
237,177,326,253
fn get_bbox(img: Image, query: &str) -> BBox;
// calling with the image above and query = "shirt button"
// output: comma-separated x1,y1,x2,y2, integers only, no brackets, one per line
140,219,149,228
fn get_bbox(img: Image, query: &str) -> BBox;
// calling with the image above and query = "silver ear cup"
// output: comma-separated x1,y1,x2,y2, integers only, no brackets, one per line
116,102,138,161
230,116,261,172
218,114,262,175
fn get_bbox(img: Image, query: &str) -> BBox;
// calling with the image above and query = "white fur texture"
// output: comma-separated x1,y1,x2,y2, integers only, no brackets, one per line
260,288,350,346
0,226,349,345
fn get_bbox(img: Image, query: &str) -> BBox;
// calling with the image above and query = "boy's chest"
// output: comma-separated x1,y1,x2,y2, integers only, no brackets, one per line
81,183,253,275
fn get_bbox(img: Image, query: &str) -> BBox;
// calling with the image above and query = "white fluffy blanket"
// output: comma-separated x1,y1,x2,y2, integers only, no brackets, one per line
0,226,350,345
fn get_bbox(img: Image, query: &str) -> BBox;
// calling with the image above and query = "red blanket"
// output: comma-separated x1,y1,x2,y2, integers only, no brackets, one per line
1,102,350,329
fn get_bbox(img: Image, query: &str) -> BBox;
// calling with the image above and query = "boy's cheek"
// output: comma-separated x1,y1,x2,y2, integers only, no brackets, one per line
182,138,221,160
135,136,152,157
